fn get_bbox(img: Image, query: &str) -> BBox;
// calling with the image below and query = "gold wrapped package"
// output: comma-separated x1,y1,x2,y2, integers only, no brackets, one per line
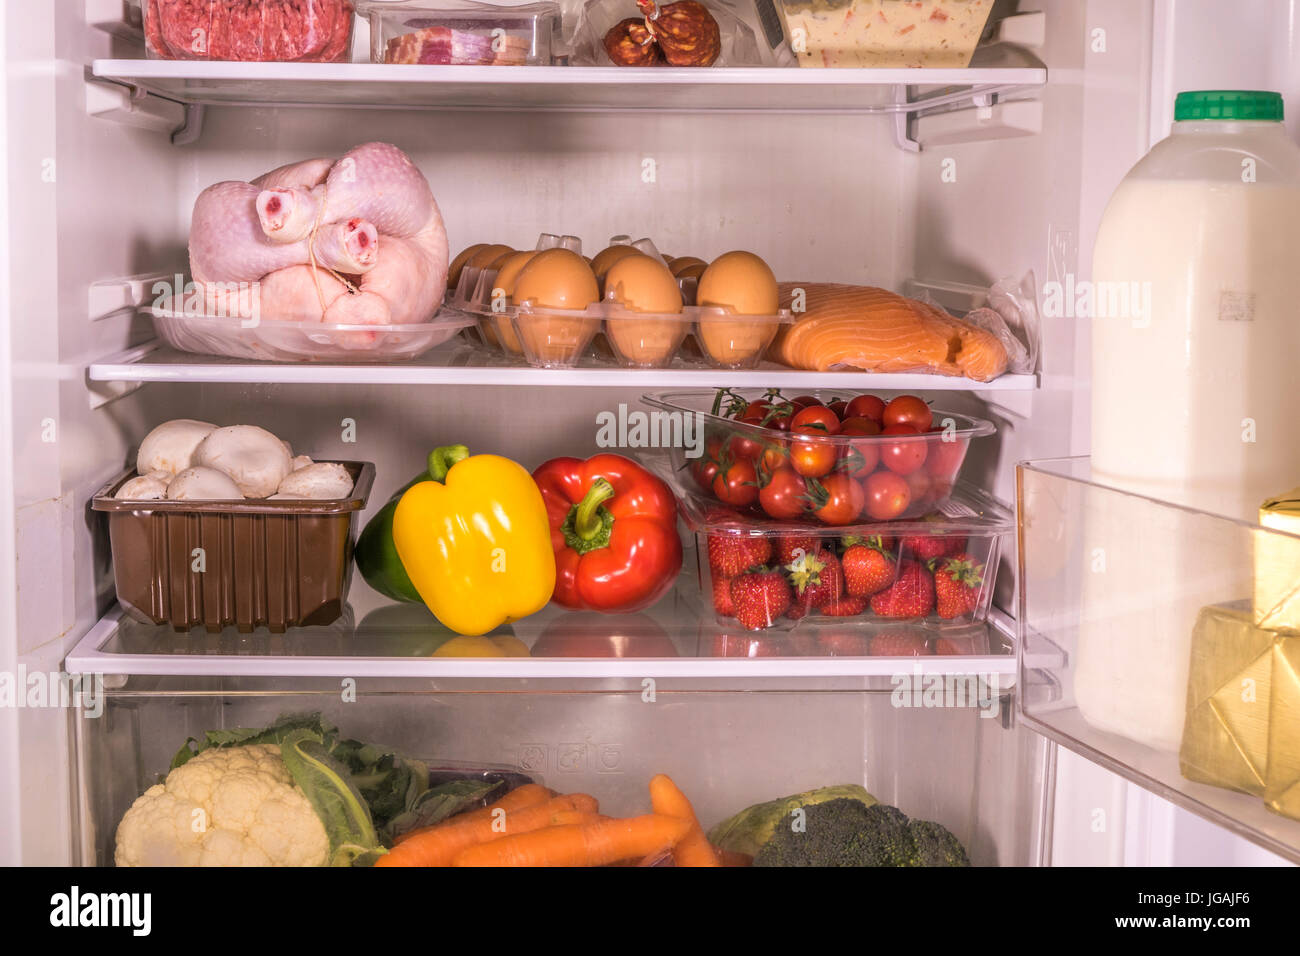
1255,486,1300,632
1179,603,1273,797
1266,636,1300,820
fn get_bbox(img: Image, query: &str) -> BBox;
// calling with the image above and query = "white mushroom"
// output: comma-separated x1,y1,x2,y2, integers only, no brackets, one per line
193,425,292,498
115,474,169,500
136,420,217,476
276,462,353,500
166,466,244,500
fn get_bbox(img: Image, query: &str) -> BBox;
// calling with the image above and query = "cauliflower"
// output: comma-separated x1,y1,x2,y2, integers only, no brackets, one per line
115,744,329,867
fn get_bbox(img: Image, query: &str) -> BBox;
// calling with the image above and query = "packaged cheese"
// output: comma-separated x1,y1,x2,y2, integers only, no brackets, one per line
775,0,994,69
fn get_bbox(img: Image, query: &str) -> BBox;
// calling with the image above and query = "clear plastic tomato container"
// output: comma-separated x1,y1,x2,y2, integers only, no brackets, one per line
143,0,357,61
681,482,1011,632
643,388,995,521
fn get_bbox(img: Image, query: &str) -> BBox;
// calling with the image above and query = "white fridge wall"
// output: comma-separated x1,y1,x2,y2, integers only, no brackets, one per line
1,0,183,864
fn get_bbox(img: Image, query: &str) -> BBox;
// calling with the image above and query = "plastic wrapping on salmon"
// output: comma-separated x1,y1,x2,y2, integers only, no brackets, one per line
920,272,1041,376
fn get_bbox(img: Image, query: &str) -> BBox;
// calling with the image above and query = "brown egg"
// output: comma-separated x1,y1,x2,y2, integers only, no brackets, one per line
590,244,643,287
466,243,515,271
485,250,539,354
604,255,688,368
513,248,600,310
696,251,781,368
448,243,488,289
669,256,707,277
697,251,779,315
604,254,683,314
675,261,706,281
493,250,539,302
513,249,601,365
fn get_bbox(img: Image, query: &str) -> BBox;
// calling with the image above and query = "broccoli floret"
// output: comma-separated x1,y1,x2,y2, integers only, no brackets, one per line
906,819,971,867
751,800,971,867
752,800,915,867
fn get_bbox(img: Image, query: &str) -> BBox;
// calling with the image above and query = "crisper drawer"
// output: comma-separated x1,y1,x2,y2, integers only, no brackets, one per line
1018,457,1300,864
74,675,1051,867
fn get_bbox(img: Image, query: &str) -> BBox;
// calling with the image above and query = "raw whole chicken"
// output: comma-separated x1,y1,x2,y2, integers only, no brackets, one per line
189,143,449,343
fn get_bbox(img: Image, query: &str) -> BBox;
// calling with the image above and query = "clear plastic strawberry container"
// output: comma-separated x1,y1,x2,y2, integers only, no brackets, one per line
643,388,995,521
681,481,1011,632
143,0,357,61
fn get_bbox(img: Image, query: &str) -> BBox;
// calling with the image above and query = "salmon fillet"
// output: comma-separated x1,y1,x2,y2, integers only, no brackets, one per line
771,283,1009,383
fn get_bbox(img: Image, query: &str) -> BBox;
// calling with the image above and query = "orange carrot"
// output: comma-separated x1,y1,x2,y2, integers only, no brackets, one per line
715,847,753,867
391,783,553,846
648,774,721,867
377,793,598,867
451,813,691,867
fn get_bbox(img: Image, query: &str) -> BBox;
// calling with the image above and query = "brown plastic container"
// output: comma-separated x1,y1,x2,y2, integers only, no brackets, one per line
92,462,375,634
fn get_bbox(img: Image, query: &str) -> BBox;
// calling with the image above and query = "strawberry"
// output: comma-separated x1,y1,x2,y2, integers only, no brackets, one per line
786,598,810,621
785,548,843,608
774,534,819,565
711,575,736,617
933,553,984,619
869,560,935,619
707,533,772,577
943,535,969,556
841,543,897,597
730,571,792,630
820,594,869,616
869,630,932,656
899,533,950,563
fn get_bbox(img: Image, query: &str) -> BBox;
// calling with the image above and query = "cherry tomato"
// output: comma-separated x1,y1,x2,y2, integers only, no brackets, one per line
839,416,882,436
925,432,967,479
845,394,886,423
712,459,759,507
791,405,841,434
741,400,772,419
837,438,881,477
879,423,928,476
691,456,720,492
828,400,848,420
789,395,822,409
863,470,911,520
904,469,934,507
726,425,765,463
883,395,933,432
789,426,837,478
759,467,808,520
812,473,865,526
758,438,788,474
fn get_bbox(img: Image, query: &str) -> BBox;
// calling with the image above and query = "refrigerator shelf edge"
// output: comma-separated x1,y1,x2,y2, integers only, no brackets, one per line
64,605,1034,682
90,60,1047,114
87,341,1039,390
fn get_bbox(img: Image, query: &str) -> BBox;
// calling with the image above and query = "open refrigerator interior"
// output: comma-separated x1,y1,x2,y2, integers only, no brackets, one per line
1,0,1297,869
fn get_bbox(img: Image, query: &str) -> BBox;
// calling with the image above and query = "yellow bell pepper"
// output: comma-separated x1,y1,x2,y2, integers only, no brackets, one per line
392,445,556,636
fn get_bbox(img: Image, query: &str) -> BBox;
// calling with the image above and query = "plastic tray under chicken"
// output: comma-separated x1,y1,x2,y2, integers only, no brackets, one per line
145,302,476,363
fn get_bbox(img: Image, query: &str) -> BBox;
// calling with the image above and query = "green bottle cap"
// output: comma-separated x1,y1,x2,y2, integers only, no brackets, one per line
1174,90,1284,122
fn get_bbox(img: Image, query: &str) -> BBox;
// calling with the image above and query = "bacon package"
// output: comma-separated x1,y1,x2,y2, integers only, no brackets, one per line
362,1,561,65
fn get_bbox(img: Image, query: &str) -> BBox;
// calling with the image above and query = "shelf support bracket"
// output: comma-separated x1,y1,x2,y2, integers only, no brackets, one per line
891,85,921,153
171,103,206,146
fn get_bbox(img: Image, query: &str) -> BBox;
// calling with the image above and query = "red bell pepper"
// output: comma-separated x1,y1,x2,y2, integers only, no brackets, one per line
532,454,682,613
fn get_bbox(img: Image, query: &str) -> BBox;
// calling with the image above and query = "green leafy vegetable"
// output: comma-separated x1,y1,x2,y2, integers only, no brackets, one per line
279,729,381,867
382,778,503,845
